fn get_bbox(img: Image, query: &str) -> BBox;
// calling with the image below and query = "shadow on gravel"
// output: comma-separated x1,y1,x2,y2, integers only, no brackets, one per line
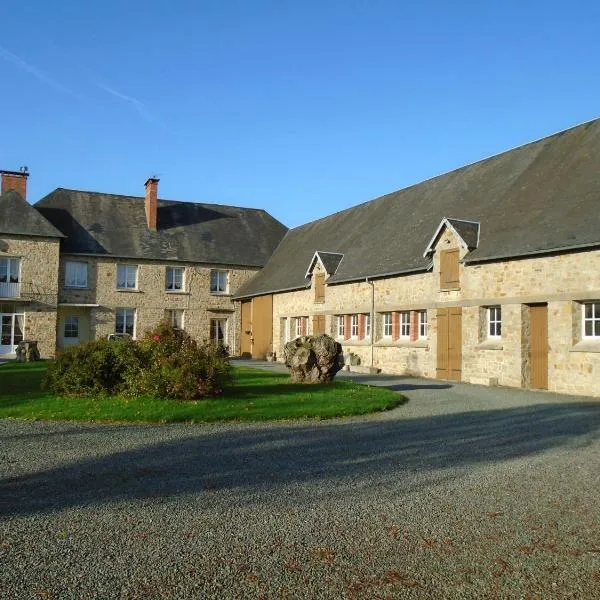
2,402,600,517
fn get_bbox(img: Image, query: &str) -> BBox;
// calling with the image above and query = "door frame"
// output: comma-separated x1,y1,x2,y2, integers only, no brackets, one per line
0,312,25,354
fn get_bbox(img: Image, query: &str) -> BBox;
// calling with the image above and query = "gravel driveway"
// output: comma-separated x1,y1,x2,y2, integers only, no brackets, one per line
1,371,599,599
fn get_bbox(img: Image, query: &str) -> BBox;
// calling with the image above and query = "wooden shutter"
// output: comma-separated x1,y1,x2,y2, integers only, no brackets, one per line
530,305,548,389
314,274,325,302
344,315,351,340
313,315,325,335
409,310,418,342
358,314,366,340
436,309,449,379
301,317,308,336
440,249,460,290
392,312,400,341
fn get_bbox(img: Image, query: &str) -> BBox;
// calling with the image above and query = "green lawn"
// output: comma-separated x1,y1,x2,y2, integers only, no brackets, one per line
0,361,405,423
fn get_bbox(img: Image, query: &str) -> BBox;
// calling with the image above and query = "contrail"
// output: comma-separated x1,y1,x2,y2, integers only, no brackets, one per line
0,44,83,100
97,82,172,131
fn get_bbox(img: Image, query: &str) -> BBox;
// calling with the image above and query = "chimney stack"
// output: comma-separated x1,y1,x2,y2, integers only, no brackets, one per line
1,167,29,200
144,177,159,230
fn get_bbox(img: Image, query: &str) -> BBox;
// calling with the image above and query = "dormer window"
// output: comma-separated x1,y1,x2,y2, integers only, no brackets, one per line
314,273,325,302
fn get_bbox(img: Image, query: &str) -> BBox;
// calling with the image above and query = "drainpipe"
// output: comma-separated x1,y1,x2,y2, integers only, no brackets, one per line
366,277,375,368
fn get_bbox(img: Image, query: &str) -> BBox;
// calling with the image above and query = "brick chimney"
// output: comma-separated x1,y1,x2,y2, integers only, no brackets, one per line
144,177,159,230
1,167,29,199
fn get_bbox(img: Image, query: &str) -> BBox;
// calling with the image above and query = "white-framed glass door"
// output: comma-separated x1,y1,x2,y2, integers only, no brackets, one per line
0,313,24,354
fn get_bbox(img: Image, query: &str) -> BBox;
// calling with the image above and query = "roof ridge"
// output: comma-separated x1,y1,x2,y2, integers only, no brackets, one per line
51,187,275,214
286,115,600,233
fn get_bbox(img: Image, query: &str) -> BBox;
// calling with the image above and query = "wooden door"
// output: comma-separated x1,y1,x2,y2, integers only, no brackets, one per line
437,307,462,381
529,304,548,389
313,315,325,335
251,294,273,359
240,300,252,356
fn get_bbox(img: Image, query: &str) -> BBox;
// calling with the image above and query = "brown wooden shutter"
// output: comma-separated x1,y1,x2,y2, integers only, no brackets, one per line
301,317,308,336
440,249,460,290
314,274,325,302
358,314,366,340
313,315,325,335
344,315,351,340
410,310,418,342
392,312,400,341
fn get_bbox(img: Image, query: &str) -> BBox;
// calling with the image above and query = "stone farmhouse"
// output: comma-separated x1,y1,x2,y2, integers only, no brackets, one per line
0,172,287,358
234,118,600,397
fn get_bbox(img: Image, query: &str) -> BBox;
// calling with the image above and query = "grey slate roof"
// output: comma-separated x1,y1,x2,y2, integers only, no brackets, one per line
0,190,64,238
235,118,600,298
35,189,287,267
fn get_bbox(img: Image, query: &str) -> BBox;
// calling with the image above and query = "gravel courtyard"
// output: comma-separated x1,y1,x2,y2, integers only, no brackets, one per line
1,375,599,599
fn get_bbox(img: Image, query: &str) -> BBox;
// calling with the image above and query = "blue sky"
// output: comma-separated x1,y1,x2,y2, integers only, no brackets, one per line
1,1,598,227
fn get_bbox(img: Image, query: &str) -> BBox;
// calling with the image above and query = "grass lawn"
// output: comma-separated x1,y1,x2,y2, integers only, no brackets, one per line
0,361,405,423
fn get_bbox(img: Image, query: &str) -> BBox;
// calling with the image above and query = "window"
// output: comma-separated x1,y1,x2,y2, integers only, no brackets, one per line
365,314,371,338
583,302,600,338
418,310,428,338
440,249,460,290
166,267,185,292
210,270,229,294
351,314,359,338
488,306,502,338
115,308,136,337
65,261,88,288
165,309,184,329
314,273,325,302
383,313,393,338
210,318,227,344
400,311,410,338
117,264,138,290
337,315,345,338
64,316,79,338
0,258,20,297
296,317,307,338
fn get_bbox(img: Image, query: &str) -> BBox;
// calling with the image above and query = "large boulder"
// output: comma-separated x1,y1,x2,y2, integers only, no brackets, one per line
283,334,344,383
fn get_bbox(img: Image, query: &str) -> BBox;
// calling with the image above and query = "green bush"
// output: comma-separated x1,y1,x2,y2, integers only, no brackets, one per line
44,321,230,400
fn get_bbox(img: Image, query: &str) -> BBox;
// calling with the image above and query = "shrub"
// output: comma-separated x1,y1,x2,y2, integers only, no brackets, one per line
44,321,230,401
44,337,141,396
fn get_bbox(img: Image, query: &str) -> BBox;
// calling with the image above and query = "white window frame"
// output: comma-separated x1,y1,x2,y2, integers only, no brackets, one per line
65,261,88,288
283,317,290,343
583,302,600,339
296,317,304,338
418,310,428,339
383,313,393,338
64,315,79,338
210,318,228,344
115,308,136,337
365,314,371,338
350,314,359,338
400,311,410,338
210,269,230,294
116,264,138,290
0,258,21,298
488,306,502,339
166,266,185,292
165,309,184,330
337,315,345,338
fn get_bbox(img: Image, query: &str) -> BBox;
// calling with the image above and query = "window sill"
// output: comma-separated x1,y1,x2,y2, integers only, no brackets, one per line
475,341,504,350
440,287,461,292
165,290,190,295
570,341,600,353
64,286,89,290
210,292,231,297
374,339,429,349
340,338,371,346
116,289,141,293
314,300,325,304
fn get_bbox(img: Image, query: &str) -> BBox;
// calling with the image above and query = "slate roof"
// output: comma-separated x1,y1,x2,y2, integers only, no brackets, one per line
235,117,600,298
424,218,480,256
0,190,64,238
35,189,287,267
306,251,345,277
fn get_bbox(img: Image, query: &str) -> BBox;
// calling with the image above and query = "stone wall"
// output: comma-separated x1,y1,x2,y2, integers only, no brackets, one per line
58,255,259,354
0,234,60,357
268,226,600,396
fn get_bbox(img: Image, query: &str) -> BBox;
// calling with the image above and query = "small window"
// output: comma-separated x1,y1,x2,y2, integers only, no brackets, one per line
116,308,136,337
383,313,393,338
488,306,502,338
314,273,325,302
583,302,600,338
64,315,79,338
210,270,229,294
365,314,371,338
296,317,307,338
418,310,428,338
65,261,88,288
166,267,185,292
165,309,184,329
117,264,138,290
0,258,20,283
351,314,359,338
400,311,410,338
337,315,345,338
210,318,227,344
